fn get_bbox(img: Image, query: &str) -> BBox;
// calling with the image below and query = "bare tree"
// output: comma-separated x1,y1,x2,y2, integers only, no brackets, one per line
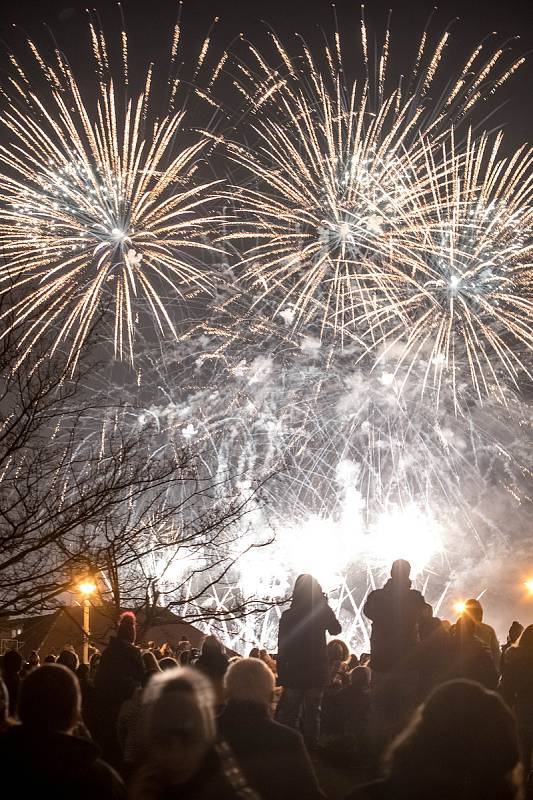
0,318,275,626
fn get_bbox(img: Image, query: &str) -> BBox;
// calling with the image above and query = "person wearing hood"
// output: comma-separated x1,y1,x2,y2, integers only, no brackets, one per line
0,663,125,799
275,573,342,749
94,611,144,769
363,560,426,748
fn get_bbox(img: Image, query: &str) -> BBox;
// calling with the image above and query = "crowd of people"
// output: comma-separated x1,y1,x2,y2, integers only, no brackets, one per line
1,560,533,799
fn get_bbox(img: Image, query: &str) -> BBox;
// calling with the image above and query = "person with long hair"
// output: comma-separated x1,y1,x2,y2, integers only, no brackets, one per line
500,624,533,775
275,574,341,750
347,680,524,800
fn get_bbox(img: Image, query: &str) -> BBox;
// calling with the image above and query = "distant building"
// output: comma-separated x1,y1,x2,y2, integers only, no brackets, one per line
0,605,208,660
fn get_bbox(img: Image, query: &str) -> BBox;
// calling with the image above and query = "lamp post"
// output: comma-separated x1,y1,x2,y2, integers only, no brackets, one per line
78,580,96,664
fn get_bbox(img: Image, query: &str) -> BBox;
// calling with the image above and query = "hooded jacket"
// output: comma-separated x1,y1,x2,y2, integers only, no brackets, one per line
277,597,341,689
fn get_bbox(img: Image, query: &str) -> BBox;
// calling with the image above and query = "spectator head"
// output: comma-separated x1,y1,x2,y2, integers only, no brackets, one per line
248,647,260,659
464,598,483,623
57,649,79,672
327,639,349,663
142,650,161,675
350,665,371,690
201,635,225,656
390,559,411,582
28,651,40,669
76,663,89,680
359,652,371,667
159,657,178,671
225,657,274,707
89,652,100,673
509,621,524,645
177,637,191,652
292,574,323,609
117,611,137,644
43,654,56,664
386,680,522,800
179,650,192,666
517,625,533,652
143,667,216,784
346,653,359,670
142,651,162,686
2,649,22,675
18,664,80,733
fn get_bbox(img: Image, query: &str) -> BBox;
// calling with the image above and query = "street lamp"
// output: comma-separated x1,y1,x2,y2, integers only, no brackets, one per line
78,579,96,664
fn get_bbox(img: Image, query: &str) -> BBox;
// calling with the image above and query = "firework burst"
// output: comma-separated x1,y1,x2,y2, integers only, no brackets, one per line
0,9,226,366
217,17,526,361
367,132,533,405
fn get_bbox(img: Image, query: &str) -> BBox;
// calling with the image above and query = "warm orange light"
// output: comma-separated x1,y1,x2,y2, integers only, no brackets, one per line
453,600,467,615
78,580,96,596
524,580,533,595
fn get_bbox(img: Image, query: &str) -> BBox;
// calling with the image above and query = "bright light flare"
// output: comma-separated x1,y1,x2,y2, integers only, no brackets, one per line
78,580,97,596
453,600,467,615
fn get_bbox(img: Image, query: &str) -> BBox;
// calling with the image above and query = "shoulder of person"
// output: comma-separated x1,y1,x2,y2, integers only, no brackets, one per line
91,757,127,798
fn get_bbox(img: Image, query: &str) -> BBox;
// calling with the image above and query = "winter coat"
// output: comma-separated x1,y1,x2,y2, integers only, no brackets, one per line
131,747,248,800
500,649,533,722
363,579,426,672
218,701,325,800
277,599,342,690
94,636,144,765
446,635,499,690
474,622,501,670
0,725,125,799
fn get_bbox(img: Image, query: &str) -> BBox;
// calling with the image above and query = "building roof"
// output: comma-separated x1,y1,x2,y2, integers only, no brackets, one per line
1,605,209,660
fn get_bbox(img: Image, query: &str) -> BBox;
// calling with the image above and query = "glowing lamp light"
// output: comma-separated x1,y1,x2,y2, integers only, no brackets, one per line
524,580,533,595
453,600,467,615
78,580,97,596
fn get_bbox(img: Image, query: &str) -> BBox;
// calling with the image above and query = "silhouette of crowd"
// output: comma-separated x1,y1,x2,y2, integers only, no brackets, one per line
1,562,532,799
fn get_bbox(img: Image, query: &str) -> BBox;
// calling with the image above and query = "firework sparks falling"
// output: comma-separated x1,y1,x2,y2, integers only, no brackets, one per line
0,10,226,366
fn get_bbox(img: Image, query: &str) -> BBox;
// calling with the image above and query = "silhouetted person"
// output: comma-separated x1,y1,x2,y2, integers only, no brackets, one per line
1,649,22,717
347,680,523,800
195,635,229,709
363,560,425,746
0,664,125,799
275,574,341,749
447,615,499,689
131,667,252,799
500,624,533,774
464,598,500,670
502,621,524,669
219,658,325,800
57,648,79,672
94,612,144,769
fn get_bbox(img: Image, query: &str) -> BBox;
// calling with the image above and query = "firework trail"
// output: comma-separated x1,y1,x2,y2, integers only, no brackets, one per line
0,7,226,367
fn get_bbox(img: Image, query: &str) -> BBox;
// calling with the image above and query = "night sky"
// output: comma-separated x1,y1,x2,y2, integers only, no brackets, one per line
1,0,532,151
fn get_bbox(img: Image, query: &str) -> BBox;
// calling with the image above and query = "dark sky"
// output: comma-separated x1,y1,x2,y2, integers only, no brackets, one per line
1,0,532,149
